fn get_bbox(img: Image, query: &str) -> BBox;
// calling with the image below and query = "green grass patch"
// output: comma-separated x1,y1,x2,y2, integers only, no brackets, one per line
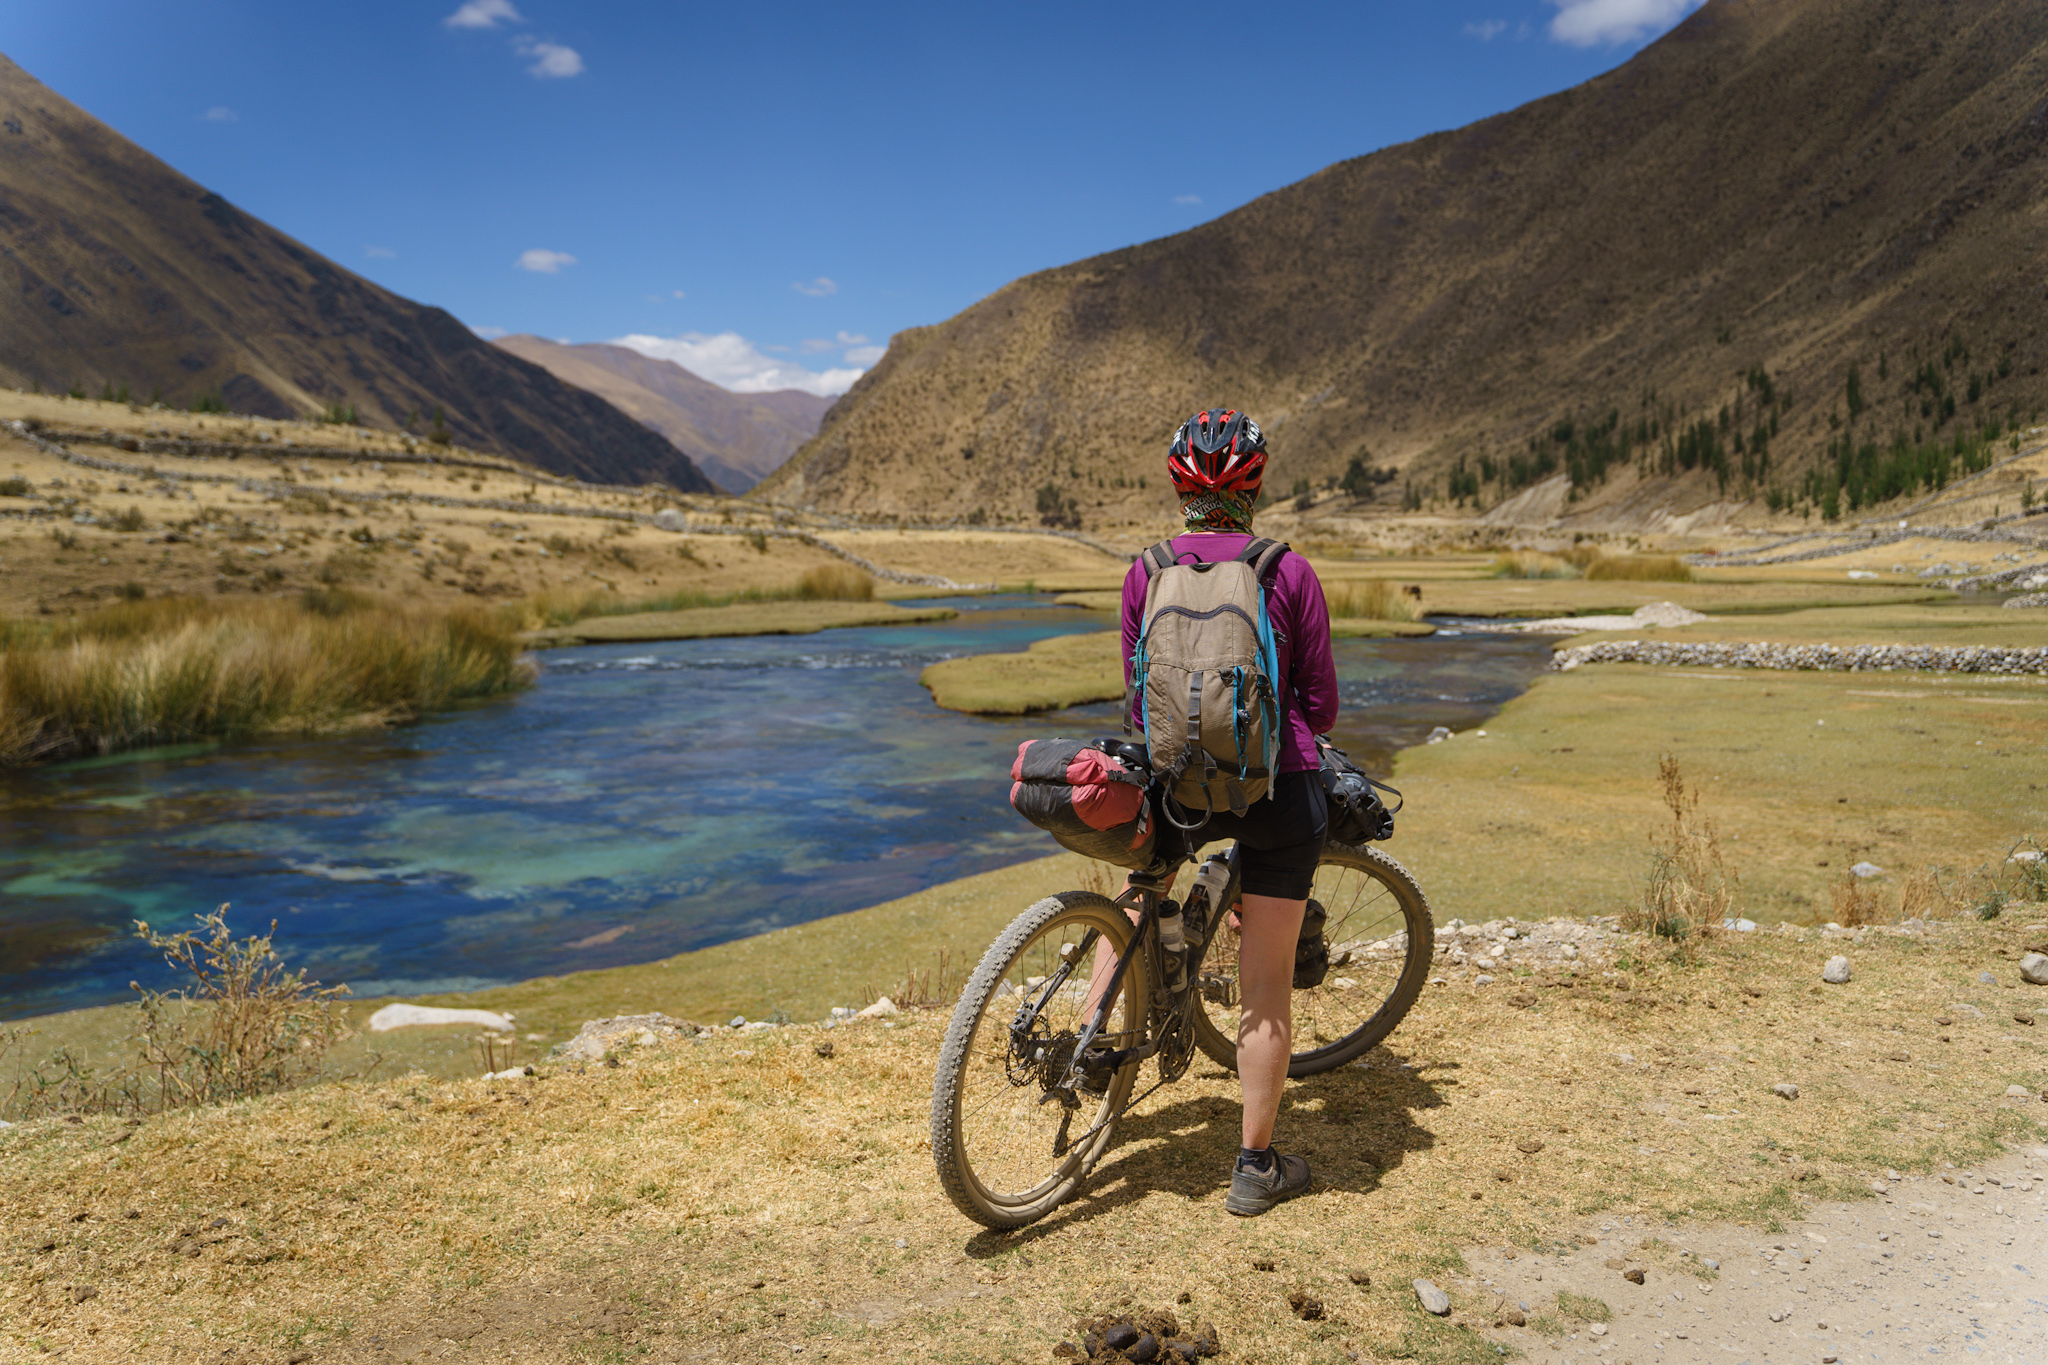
1554,1291,1611,1323
920,630,1123,714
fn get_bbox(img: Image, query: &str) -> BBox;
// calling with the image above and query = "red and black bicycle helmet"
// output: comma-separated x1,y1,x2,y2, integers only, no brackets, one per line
1166,409,1266,496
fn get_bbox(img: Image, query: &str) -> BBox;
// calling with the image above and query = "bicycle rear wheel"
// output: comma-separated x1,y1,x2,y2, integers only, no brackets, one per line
1191,841,1432,1077
930,891,1150,1229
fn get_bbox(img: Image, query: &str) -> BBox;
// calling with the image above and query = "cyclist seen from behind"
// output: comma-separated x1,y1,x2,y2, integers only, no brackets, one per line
1120,408,1338,1216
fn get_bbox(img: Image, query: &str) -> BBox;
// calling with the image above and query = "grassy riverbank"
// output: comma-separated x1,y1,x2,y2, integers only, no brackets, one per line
5,909,2043,1365
0,590,529,766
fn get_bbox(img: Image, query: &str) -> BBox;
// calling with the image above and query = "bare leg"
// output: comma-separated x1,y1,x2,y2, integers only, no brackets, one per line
1235,892,1307,1151
1083,872,1178,1013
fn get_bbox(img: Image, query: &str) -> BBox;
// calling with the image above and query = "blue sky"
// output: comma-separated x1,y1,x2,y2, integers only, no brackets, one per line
4,0,1704,394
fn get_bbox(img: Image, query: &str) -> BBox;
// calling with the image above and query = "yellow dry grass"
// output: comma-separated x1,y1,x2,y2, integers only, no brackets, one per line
1324,579,1421,623
0,591,529,765
520,599,958,647
4,915,2043,1364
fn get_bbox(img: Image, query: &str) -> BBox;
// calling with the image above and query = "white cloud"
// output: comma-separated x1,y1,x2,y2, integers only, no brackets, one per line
365,245,397,259
614,332,865,397
799,330,870,355
516,37,584,77
1547,0,1704,47
445,0,522,29
791,276,838,297
671,289,686,299
516,248,577,273
843,345,886,366
201,106,237,122
1172,194,1202,205
1463,19,1509,40
472,325,508,339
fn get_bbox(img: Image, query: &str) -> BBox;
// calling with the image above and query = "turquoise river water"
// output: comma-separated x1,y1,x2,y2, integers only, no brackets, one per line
0,597,1559,1019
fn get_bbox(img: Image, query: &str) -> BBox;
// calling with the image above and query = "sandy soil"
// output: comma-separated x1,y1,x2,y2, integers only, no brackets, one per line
1464,1140,2048,1363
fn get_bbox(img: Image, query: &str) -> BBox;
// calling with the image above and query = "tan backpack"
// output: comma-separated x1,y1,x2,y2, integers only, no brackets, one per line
1127,537,1289,827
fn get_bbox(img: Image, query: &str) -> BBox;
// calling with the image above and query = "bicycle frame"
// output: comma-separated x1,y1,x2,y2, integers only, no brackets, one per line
1011,844,1244,1119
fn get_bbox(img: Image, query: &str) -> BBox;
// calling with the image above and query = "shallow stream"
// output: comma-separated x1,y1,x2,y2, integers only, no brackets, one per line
0,598,1558,1018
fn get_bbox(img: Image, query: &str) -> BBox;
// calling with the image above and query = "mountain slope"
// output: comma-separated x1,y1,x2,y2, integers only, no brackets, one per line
0,55,714,493
493,337,830,493
760,0,2048,524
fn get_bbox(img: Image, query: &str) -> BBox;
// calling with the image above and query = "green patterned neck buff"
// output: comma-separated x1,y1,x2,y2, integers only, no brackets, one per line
1181,488,1257,532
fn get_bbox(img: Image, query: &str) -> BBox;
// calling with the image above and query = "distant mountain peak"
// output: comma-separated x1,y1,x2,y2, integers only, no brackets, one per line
492,336,831,493
0,53,713,493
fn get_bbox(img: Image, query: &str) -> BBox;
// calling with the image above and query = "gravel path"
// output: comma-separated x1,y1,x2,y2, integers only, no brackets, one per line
1461,1142,2048,1363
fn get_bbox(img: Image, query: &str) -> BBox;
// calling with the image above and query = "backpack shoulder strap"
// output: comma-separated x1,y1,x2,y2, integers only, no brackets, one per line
1234,537,1291,582
1139,540,1179,581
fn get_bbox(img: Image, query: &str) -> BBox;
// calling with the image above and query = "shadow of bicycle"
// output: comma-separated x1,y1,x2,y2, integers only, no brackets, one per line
961,1045,1455,1257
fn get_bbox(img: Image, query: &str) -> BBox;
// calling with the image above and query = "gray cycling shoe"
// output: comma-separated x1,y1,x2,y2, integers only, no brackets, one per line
1224,1148,1312,1217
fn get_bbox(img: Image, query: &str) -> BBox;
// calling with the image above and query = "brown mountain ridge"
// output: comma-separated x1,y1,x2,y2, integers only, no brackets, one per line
760,0,2048,526
493,337,831,494
0,55,714,493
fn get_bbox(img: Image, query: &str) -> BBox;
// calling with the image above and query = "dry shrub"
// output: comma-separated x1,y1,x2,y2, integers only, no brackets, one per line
1560,544,1606,570
1585,554,1694,582
316,547,374,584
134,906,354,1109
1832,872,1886,926
1075,861,1119,898
862,950,964,1012
0,592,529,765
796,564,875,601
1628,755,1736,944
1323,579,1420,621
1491,551,1578,580
2,906,354,1120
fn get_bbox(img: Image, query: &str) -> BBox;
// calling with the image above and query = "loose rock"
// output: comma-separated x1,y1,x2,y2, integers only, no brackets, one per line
1623,1268,1646,1285
1822,955,1851,985
2019,953,2048,986
1772,1082,1801,1100
1414,1278,1451,1315
552,1013,698,1062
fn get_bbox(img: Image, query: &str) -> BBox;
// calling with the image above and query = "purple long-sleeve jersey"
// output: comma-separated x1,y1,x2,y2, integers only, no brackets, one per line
1119,532,1339,774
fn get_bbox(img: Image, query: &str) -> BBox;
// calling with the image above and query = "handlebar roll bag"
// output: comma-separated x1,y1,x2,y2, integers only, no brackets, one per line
1009,738,1158,870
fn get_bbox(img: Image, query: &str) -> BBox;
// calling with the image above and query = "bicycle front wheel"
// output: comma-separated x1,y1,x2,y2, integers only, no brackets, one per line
930,891,1151,1229
1191,841,1433,1077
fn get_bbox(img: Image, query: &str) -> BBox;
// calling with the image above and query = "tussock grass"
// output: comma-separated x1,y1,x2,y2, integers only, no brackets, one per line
513,562,875,630
0,590,529,765
1585,554,1694,582
1491,551,1579,579
1324,578,1421,622
1626,756,1734,948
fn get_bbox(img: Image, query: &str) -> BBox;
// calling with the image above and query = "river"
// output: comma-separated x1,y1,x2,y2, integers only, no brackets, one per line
0,597,1558,1019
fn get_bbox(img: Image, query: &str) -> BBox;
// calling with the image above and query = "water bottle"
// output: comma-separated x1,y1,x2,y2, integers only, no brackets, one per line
1157,900,1188,995
1185,857,1231,946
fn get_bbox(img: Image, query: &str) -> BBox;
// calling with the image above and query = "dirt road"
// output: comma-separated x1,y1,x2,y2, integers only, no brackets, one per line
1464,1143,2048,1364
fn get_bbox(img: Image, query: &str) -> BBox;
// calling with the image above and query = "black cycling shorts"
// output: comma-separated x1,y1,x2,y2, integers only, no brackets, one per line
1156,769,1328,901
